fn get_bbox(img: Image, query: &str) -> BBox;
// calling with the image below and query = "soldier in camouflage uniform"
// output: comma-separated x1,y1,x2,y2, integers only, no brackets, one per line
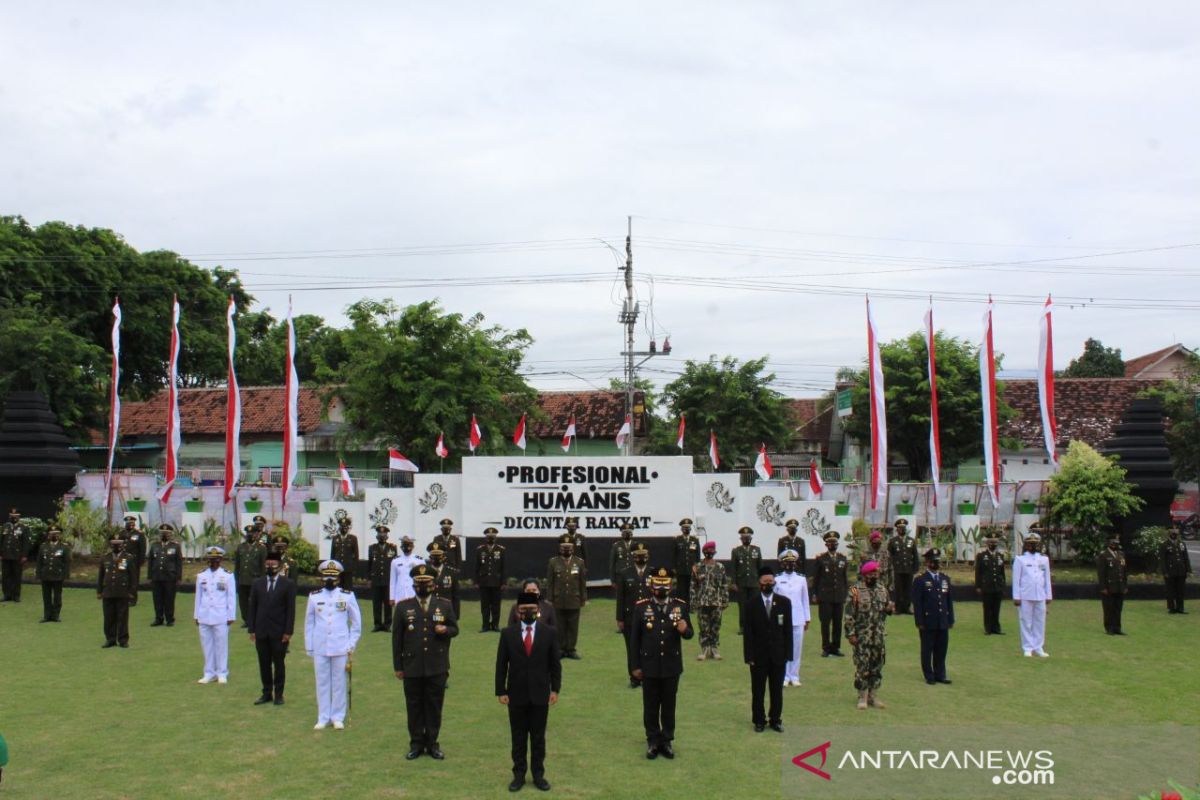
368,525,399,631
730,526,762,634
844,560,893,710
691,541,729,660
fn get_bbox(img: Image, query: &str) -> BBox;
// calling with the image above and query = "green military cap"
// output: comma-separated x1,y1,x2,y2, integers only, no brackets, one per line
557,533,575,545
410,564,435,582
823,532,840,542
619,522,633,532
738,526,753,535
123,515,137,522
109,533,127,543
375,525,390,534
1107,535,1121,545
894,518,909,527
785,518,799,528
47,524,62,534
439,518,454,526
631,542,649,555
428,543,444,555
649,567,674,587
679,518,693,526
483,527,498,535
270,533,290,546
564,517,580,525
158,523,175,533
253,515,267,524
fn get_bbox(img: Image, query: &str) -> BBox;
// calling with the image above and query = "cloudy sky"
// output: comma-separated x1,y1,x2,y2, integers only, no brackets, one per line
3,2,1197,396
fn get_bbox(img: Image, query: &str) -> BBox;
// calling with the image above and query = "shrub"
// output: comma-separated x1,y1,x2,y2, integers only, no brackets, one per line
285,532,318,575
1132,525,1172,563
57,501,111,554
1042,441,1144,563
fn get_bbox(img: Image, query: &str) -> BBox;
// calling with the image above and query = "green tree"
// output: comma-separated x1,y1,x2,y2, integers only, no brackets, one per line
1041,441,1145,562
320,299,536,467
1062,338,1125,378
1143,348,1200,483
644,355,792,469
841,330,1014,480
234,311,347,386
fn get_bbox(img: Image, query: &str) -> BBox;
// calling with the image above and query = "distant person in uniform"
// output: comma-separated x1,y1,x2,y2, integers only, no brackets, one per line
913,548,954,684
1097,536,1128,635
194,546,237,684
777,519,806,573
430,518,463,570
429,544,461,621
393,564,458,759
148,523,183,626
773,550,810,686
496,591,561,792
615,542,653,687
546,534,586,659
330,516,359,590
389,536,425,608
367,526,398,632
36,525,71,622
0,508,29,602
1160,525,1192,614
1012,532,1052,657
121,515,147,607
730,527,762,635
809,532,848,657
306,560,362,729
887,519,919,614
845,560,893,710
234,525,266,628
563,517,586,564
692,541,729,661
672,519,701,604
974,534,1006,635
506,578,558,629
476,527,506,632
97,534,135,648
630,568,692,760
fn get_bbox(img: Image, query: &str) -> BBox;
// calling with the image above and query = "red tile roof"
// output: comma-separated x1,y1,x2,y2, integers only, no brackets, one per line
531,390,645,438
1123,344,1191,378
787,398,821,428
796,404,833,446
1000,378,1160,448
120,387,327,437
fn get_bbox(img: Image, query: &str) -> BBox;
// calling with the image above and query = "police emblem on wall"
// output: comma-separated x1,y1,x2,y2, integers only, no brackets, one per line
705,482,734,513
418,482,448,515
800,507,832,538
322,508,349,539
755,495,786,526
369,497,399,529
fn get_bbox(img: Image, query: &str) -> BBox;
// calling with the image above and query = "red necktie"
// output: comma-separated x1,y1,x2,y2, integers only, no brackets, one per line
523,626,533,657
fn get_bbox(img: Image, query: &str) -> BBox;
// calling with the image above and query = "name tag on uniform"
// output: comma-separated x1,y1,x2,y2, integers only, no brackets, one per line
217,581,227,591
54,549,64,557
432,610,445,623
570,567,579,574
335,601,346,610
117,561,127,571
167,548,176,555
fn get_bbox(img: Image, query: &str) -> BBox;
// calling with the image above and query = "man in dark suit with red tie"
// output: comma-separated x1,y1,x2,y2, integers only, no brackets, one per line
742,565,793,733
496,592,562,792
247,551,297,705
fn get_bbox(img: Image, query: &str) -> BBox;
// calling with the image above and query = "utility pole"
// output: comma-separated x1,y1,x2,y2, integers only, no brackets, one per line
618,216,667,456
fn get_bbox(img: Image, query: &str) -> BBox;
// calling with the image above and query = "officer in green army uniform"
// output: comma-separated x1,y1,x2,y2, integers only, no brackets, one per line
428,544,461,621
887,519,919,614
235,524,267,627
546,534,587,659
122,515,148,607
730,526,762,634
97,534,136,647
36,525,71,622
609,522,638,598
1097,535,1128,635
672,518,701,604
270,533,296,579
974,535,1006,634
1160,525,1192,614
252,514,268,537
475,527,506,632
330,516,359,590
809,532,849,657
844,560,893,710
564,517,587,563
777,519,806,572
368,525,399,631
692,541,729,660
616,542,653,686
148,523,184,626
1,508,30,602
429,518,463,570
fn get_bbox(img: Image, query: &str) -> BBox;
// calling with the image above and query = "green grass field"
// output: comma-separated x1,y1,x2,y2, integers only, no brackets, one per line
0,590,1196,799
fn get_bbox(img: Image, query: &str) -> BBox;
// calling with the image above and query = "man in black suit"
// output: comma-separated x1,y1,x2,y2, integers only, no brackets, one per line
496,592,562,792
743,565,793,733
247,551,297,706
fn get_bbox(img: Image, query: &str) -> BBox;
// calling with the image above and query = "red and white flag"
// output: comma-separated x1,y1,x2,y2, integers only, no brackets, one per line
223,297,241,505
925,302,942,506
808,458,824,499
338,459,355,497
102,299,122,508
157,297,182,503
513,414,527,451
561,415,576,453
615,414,632,450
435,432,449,458
282,297,299,506
389,448,420,472
469,414,482,453
980,297,1001,507
754,443,773,481
708,430,720,470
866,297,888,510
1038,295,1058,468
675,415,686,450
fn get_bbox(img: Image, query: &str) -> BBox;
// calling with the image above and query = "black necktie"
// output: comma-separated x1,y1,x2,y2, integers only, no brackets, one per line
268,578,275,593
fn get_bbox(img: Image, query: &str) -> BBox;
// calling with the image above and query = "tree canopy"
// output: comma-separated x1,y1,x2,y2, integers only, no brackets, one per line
1062,337,1125,378
1143,349,1200,484
841,330,1014,480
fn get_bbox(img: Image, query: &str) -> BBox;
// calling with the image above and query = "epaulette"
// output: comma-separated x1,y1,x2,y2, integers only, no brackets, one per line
635,598,651,605
672,598,689,606
340,588,353,594
310,589,321,595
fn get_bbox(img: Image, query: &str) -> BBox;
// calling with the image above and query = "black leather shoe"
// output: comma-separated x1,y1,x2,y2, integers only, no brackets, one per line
926,679,936,685
480,627,492,633
820,651,829,658
509,777,525,792
1114,630,1127,635
151,620,163,627
39,618,51,623
567,651,582,660
769,722,784,733
754,723,766,732
167,621,175,626
254,695,273,705
428,747,445,760
533,777,550,791
646,745,658,760
102,642,117,648
119,643,129,648
830,650,845,657
274,697,285,705
405,749,423,760
936,678,952,684
659,743,675,759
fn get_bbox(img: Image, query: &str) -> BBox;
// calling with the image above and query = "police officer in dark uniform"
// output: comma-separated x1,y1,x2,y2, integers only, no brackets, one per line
0,508,29,602
148,523,184,626
121,515,147,607
974,535,1006,634
616,542,653,687
330,517,359,590
368,525,398,631
97,534,136,647
913,548,954,684
564,517,587,564
809,532,849,657
1160,526,1192,614
630,568,693,760
475,527,506,632
235,524,266,627
1098,535,1128,634
887,519,919,614
36,525,71,622
429,544,461,621
429,518,463,570
393,564,459,760
731,526,762,634
777,519,806,572
672,518,701,604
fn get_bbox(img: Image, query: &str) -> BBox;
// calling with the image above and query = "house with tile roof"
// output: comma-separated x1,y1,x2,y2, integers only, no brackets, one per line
1123,344,1197,380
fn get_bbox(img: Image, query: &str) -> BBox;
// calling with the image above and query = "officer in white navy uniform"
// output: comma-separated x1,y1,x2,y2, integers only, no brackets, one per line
194,546,237,684
1012,532,1052,657
389,537,426,607
774,550,812,686
306,560,362,729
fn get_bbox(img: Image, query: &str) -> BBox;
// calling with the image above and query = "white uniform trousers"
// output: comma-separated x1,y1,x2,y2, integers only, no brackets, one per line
198,623,230,679
314,654,349,724
1018,600,1046,653
784,625,805,683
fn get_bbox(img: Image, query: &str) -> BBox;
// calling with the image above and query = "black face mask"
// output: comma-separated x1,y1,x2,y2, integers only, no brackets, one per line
161,535,170,542
634,557,648,567
208,560,222,570
622,532,632,540
111,542,123,552
415,584,433,597
401,544,413,554
782,562,795,573
486,536,497,543
559,548,571,558
864,576,878,587
652,588,669,600
761,584,774,595
929,562,940,572
323,578,338,589
826,543,838,552
377,536,387,543
431,557,444,567
519,610,538,623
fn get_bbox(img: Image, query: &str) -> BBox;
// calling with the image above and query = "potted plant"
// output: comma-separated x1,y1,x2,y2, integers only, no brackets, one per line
185,495,205,513
125,497,147,513
957,501,977,515
1017,495,1038,515
896,492,915,515
303,499,320,514
243,494,263,514
834,501,851,516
